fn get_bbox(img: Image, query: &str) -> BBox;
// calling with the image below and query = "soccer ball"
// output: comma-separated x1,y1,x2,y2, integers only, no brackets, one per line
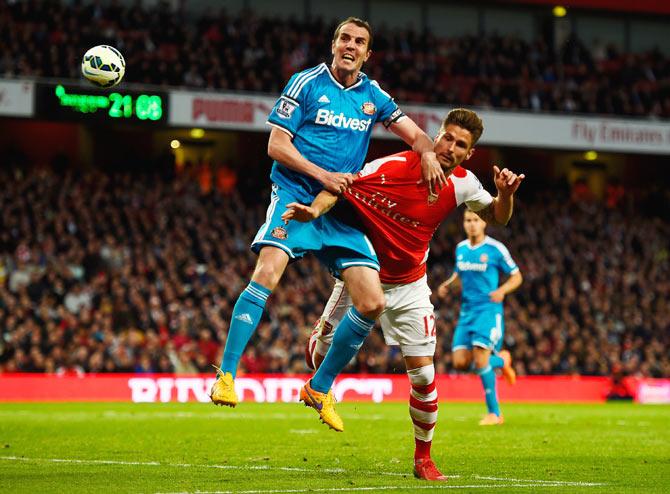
81,45,125,88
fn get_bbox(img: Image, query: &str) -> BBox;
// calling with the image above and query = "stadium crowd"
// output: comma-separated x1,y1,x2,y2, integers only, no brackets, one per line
1,0,670,118
0,165,668,378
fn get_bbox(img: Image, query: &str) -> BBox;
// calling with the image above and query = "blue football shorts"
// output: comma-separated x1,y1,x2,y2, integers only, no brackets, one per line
452,305,504,352
251,184,379,277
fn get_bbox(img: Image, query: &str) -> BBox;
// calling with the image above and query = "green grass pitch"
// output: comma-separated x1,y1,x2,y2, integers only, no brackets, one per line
0,401,668,493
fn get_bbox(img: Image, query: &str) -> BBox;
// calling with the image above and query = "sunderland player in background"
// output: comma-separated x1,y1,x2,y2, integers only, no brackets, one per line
438,210,522,425
282,109,524,480
210,17,446,427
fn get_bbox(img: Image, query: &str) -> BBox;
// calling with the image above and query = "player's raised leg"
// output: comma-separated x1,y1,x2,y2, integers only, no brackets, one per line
301,266,384,430
309,265,384,392
211,246,288,407
473,346,504,425
306,279,349,370
498,349,516,385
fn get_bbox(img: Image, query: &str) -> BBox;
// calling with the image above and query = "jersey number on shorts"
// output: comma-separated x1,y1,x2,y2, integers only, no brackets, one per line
423,314,436,337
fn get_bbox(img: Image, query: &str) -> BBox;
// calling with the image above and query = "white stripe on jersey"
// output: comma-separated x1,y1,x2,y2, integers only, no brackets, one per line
266,121,294,138
484,236,518,271
285,64,324,98
288,64,328,99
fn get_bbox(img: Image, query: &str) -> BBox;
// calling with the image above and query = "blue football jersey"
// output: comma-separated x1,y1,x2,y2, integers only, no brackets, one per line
266,63,403,203
455,236,519,308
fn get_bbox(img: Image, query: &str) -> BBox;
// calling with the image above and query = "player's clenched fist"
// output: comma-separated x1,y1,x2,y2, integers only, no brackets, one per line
420,151,447,192
321,171,355,194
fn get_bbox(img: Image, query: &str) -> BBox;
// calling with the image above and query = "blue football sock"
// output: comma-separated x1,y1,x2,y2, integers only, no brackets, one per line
489,354,504,369
220,281,271,378
476,365,501,416
310,307,374,393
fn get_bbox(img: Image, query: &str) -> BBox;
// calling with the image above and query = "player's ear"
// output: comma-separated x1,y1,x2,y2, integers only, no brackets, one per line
363,49,372,62
465,147,476,161
331,39,336,56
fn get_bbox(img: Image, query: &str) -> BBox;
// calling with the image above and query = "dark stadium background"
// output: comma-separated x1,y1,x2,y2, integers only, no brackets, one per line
0,0,668,403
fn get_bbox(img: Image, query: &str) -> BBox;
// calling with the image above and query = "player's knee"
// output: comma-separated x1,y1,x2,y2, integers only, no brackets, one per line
471,349,490,370
354,293,385,319
472,358,489,370
452,355,471,370
252,247,289,290
252,267,280,290
407,364,435,386
252,259,284,289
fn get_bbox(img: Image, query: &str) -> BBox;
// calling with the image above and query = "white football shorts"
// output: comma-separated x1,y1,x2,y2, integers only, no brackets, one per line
313,275,436,358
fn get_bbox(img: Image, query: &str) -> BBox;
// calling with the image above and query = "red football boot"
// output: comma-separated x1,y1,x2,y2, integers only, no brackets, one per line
413,458,448,481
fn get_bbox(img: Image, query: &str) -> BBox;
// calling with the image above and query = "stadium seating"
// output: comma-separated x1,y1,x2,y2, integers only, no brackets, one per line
1,1,669,117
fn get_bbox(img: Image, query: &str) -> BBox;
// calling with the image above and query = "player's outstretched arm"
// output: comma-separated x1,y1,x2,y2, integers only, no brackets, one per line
389,118,446,190
477,166,525,226
268,128,354,194
282,190,339,223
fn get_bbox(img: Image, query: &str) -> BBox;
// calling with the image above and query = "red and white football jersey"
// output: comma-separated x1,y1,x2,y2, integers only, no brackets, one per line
343,150,493,284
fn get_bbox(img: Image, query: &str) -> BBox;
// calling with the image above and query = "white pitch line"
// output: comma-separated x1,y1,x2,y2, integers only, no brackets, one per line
0,456,408,477
474,476,605,487
155,484,599,494
0,455,606,490
288,429,318,434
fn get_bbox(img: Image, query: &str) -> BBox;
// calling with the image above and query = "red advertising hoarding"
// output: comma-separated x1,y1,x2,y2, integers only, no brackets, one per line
1,374,665,403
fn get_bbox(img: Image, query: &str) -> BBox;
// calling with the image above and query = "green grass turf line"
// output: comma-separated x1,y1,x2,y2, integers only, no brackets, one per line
0,402,668,493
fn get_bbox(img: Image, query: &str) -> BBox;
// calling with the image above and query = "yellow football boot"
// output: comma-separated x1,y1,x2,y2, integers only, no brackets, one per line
479,413,504,426
499,350,517,385
210,366,238,407
299,380,344,432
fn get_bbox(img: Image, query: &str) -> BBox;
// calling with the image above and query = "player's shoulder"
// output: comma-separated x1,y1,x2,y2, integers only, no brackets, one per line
450,167,485,193
358,150,418,177
397,150,420,165
367,77,393,98
290,63,329,80
450,166,479,183
456,239,469,249
283,63,329,100
483,236,510,254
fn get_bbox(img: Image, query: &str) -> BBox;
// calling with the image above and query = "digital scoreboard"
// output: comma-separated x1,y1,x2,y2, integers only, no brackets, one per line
35,83,168,124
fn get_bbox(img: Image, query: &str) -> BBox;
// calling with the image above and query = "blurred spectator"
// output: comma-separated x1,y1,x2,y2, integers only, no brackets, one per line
571,177,595,203
0,165,667,378
606,178,625,209
605,363,635,401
